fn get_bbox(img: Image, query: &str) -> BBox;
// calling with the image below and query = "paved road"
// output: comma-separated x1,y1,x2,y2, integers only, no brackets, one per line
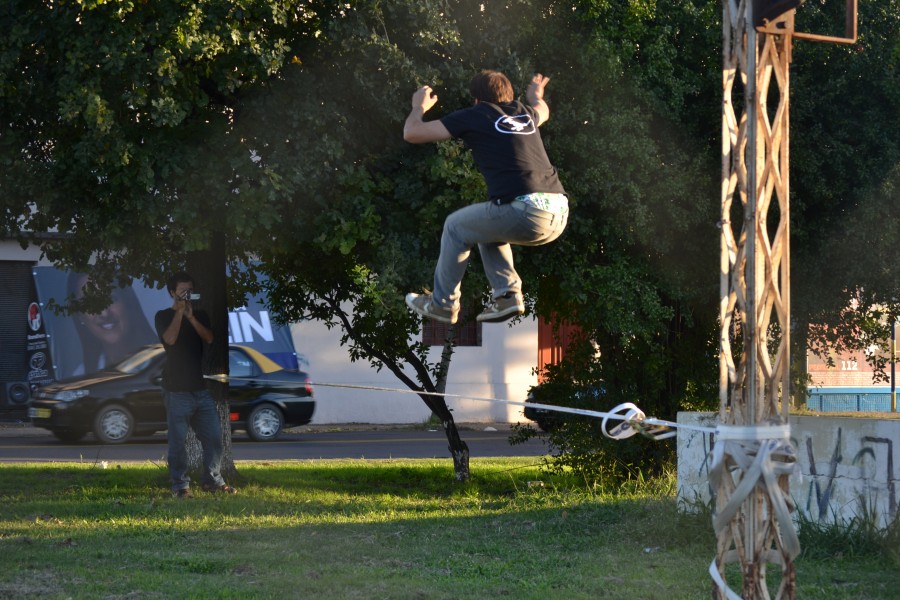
0,425,549,463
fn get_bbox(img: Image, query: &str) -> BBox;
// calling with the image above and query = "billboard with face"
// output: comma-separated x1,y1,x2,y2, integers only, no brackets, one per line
32,267,299,381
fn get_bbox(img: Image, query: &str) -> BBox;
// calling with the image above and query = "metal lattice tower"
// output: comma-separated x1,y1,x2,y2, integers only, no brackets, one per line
718,4,797,597
716,1,858,597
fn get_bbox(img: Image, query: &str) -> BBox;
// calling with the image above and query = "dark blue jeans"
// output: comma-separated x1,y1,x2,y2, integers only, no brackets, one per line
164,390,226,492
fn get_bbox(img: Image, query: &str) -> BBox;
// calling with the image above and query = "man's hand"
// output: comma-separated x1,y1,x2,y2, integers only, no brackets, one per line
173,293,192,318
404,85,452,144
181,295,193,319
528,74,550,102
173,296,186,314
526,73,551,126
411,85,439,114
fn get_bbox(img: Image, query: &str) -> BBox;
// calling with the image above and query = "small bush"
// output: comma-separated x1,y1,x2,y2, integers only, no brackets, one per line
511,377,675,487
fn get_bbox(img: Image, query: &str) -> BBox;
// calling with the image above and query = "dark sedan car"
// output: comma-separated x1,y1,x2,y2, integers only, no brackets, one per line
524,383,604,432
28,344,314,444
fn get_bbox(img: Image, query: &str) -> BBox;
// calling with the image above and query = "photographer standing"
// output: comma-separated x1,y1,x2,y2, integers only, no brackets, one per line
155,271,235,498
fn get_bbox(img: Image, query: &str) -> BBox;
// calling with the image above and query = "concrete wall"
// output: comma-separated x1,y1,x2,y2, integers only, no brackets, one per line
291,313,538,425
678,412,900,529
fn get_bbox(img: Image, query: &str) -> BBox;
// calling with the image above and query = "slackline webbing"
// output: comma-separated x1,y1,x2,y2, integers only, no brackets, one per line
205,374,717,441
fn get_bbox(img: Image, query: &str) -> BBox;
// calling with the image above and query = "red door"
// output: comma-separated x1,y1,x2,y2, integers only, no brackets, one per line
537,317,582,382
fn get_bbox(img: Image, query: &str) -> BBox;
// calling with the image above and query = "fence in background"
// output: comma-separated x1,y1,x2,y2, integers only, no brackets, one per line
807,387,893,412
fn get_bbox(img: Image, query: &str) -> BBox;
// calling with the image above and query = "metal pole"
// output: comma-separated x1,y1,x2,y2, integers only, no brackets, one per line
746,7,759,427
892,317,896,412
743,7,761,582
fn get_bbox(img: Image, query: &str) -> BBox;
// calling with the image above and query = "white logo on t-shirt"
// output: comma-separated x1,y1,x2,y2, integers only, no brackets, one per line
494,114,535,135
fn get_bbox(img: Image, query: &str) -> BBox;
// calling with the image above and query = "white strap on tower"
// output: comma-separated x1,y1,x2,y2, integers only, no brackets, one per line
708,423,801,599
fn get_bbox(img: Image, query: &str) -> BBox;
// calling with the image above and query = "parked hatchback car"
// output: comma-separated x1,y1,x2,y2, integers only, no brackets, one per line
28,344,314,444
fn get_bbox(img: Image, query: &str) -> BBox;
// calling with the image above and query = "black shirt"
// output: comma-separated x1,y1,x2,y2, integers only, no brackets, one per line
154,308,211,392
440,101,566,201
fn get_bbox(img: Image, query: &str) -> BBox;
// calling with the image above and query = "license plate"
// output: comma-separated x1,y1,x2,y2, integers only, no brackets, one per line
29,407,51,419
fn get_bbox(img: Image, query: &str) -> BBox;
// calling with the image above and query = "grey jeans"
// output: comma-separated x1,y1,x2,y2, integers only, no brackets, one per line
432,198,569,310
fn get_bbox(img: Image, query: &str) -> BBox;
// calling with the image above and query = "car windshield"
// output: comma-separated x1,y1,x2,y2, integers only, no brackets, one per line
112,346,163,374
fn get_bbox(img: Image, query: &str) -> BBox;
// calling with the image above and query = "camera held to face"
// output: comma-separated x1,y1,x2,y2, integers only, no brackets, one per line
180,291,201,301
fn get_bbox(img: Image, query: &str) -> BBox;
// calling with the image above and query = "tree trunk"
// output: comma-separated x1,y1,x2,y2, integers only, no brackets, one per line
443,415,470,482
428,322,456,425
434,324,456,396
418,390,469,481
327,297,471,481
185,233,236,479
428,325,470,481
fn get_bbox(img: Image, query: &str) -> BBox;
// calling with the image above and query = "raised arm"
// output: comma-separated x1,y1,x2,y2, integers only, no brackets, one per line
403,85,452,144
526,73,551,126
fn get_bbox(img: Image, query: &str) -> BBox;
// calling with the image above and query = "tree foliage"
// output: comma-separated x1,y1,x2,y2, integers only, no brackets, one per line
1,0,333,291
2,0,896,483
233,0,723,482
789,0,900,379
513,0,898,480
0,0,339,476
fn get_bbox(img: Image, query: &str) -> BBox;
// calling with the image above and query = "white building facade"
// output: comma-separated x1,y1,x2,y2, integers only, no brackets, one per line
290,316,539,425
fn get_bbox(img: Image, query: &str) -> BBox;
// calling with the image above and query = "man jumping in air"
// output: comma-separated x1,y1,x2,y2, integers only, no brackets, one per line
403,69,569,324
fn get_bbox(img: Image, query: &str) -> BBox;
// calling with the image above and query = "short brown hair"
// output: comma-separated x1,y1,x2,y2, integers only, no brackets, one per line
166,271,193,294
469,70,514,104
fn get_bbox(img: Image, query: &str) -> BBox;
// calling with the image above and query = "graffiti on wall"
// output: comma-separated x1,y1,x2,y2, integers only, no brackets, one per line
803,428,897,526
31,267,299,381
677,414,899,529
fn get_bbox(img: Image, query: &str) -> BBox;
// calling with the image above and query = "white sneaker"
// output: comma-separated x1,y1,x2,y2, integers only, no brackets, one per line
477,293,524,322
405,293,459,324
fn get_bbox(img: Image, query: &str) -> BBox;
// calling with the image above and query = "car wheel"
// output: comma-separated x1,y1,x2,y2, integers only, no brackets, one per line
52,429,87,444
93,404,135,444
247,404,284,442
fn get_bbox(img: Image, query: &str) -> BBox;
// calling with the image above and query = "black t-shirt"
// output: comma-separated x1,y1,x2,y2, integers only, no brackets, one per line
440,101,566,201
154,308,211,392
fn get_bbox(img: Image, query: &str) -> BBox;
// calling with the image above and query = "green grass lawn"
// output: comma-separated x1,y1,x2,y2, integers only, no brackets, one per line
0,458,895,599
